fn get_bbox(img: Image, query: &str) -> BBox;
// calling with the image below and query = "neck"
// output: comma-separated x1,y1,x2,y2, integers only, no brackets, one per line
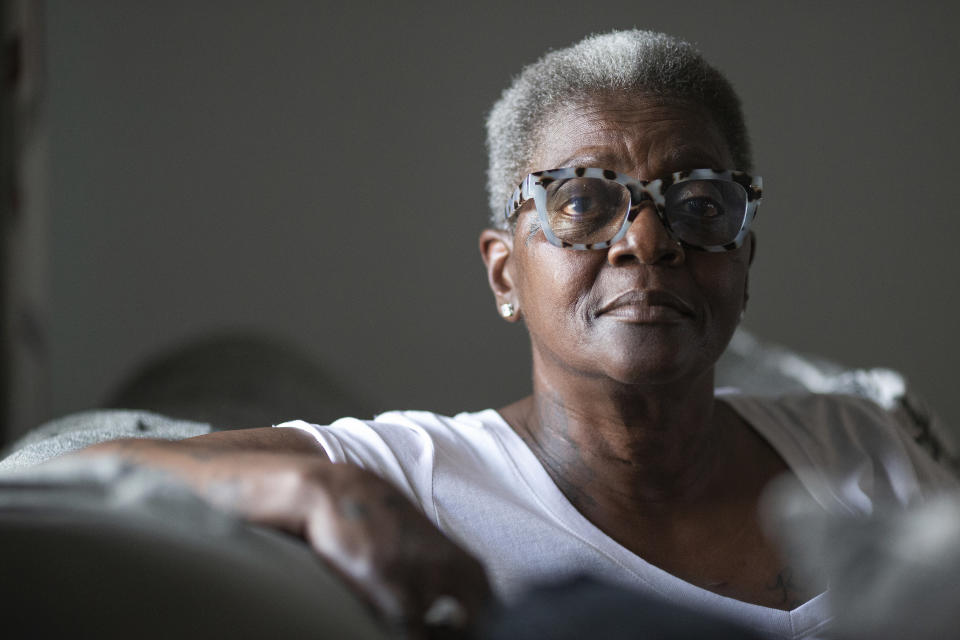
509,356,734,516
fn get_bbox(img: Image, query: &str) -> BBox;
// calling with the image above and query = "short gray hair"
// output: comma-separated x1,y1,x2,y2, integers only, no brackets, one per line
485,29,752,229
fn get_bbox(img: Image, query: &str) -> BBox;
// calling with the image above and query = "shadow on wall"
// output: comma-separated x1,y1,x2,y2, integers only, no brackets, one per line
105,331,367,430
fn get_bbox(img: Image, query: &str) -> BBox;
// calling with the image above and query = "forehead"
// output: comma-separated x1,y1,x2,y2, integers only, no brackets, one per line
530,95,733,180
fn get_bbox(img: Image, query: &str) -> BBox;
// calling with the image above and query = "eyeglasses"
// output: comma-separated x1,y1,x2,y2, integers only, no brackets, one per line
504,167,762,252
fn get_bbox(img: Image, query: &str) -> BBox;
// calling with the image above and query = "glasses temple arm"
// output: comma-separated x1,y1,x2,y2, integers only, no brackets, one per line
504,174,536,223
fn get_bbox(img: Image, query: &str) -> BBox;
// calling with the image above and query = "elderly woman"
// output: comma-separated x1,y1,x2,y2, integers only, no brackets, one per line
81,30,955,639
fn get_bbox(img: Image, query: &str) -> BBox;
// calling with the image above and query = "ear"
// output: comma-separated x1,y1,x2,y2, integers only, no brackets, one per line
479,228,521,321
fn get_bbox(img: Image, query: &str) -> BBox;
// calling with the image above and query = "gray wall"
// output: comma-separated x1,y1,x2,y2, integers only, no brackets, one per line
44,1,960,433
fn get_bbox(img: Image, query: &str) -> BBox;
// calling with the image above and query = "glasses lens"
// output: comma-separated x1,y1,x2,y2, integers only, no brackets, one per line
664,179,747,247
543,178,630,245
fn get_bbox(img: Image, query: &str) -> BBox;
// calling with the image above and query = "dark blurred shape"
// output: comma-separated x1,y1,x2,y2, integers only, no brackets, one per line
481,575,762,640
0,0,50,448
106,331,367,430
0,456,388,638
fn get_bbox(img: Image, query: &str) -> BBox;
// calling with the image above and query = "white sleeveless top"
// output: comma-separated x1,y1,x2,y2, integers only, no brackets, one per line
276,393,957,640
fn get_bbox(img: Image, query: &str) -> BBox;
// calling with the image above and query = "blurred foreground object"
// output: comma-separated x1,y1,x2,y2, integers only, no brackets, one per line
764,479,960,640
0,455,387,638
1,0,49,446
0,409,210,471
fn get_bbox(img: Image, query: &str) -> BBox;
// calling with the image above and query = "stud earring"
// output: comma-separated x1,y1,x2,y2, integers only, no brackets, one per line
499,303,515,318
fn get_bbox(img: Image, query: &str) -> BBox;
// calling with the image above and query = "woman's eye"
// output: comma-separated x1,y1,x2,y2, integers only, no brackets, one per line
560,196,595,216
677,197,724,218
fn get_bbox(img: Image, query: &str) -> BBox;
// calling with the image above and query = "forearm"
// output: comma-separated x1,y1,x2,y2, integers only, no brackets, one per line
81,425,324,459
72,427,330,533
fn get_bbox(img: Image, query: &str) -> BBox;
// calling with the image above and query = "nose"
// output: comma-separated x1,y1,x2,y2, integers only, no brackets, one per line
606,204,685,267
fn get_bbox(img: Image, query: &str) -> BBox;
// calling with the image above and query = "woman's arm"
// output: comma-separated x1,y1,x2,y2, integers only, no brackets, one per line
76,429,492,638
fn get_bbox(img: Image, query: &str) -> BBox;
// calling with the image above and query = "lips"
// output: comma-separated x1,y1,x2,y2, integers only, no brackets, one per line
597,289,695,322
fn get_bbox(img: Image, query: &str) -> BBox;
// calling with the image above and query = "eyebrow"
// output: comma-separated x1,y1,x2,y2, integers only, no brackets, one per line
548,147,725,176
552,151,618,168
664,145,726,170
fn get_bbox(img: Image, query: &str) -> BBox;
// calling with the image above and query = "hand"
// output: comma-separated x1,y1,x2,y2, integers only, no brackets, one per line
296,463,493,639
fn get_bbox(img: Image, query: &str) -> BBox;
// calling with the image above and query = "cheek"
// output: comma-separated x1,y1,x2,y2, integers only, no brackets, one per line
514,241,603,324
690,254,749,324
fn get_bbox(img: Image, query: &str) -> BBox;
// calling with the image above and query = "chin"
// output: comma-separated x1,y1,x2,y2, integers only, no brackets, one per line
598,333,718,388
608,363,702,388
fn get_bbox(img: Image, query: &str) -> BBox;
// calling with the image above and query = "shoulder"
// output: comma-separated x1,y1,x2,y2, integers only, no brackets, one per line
725,392,919,448
725,392,899,446
722,393,959,510
273,409,509,518
276,408,503,460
